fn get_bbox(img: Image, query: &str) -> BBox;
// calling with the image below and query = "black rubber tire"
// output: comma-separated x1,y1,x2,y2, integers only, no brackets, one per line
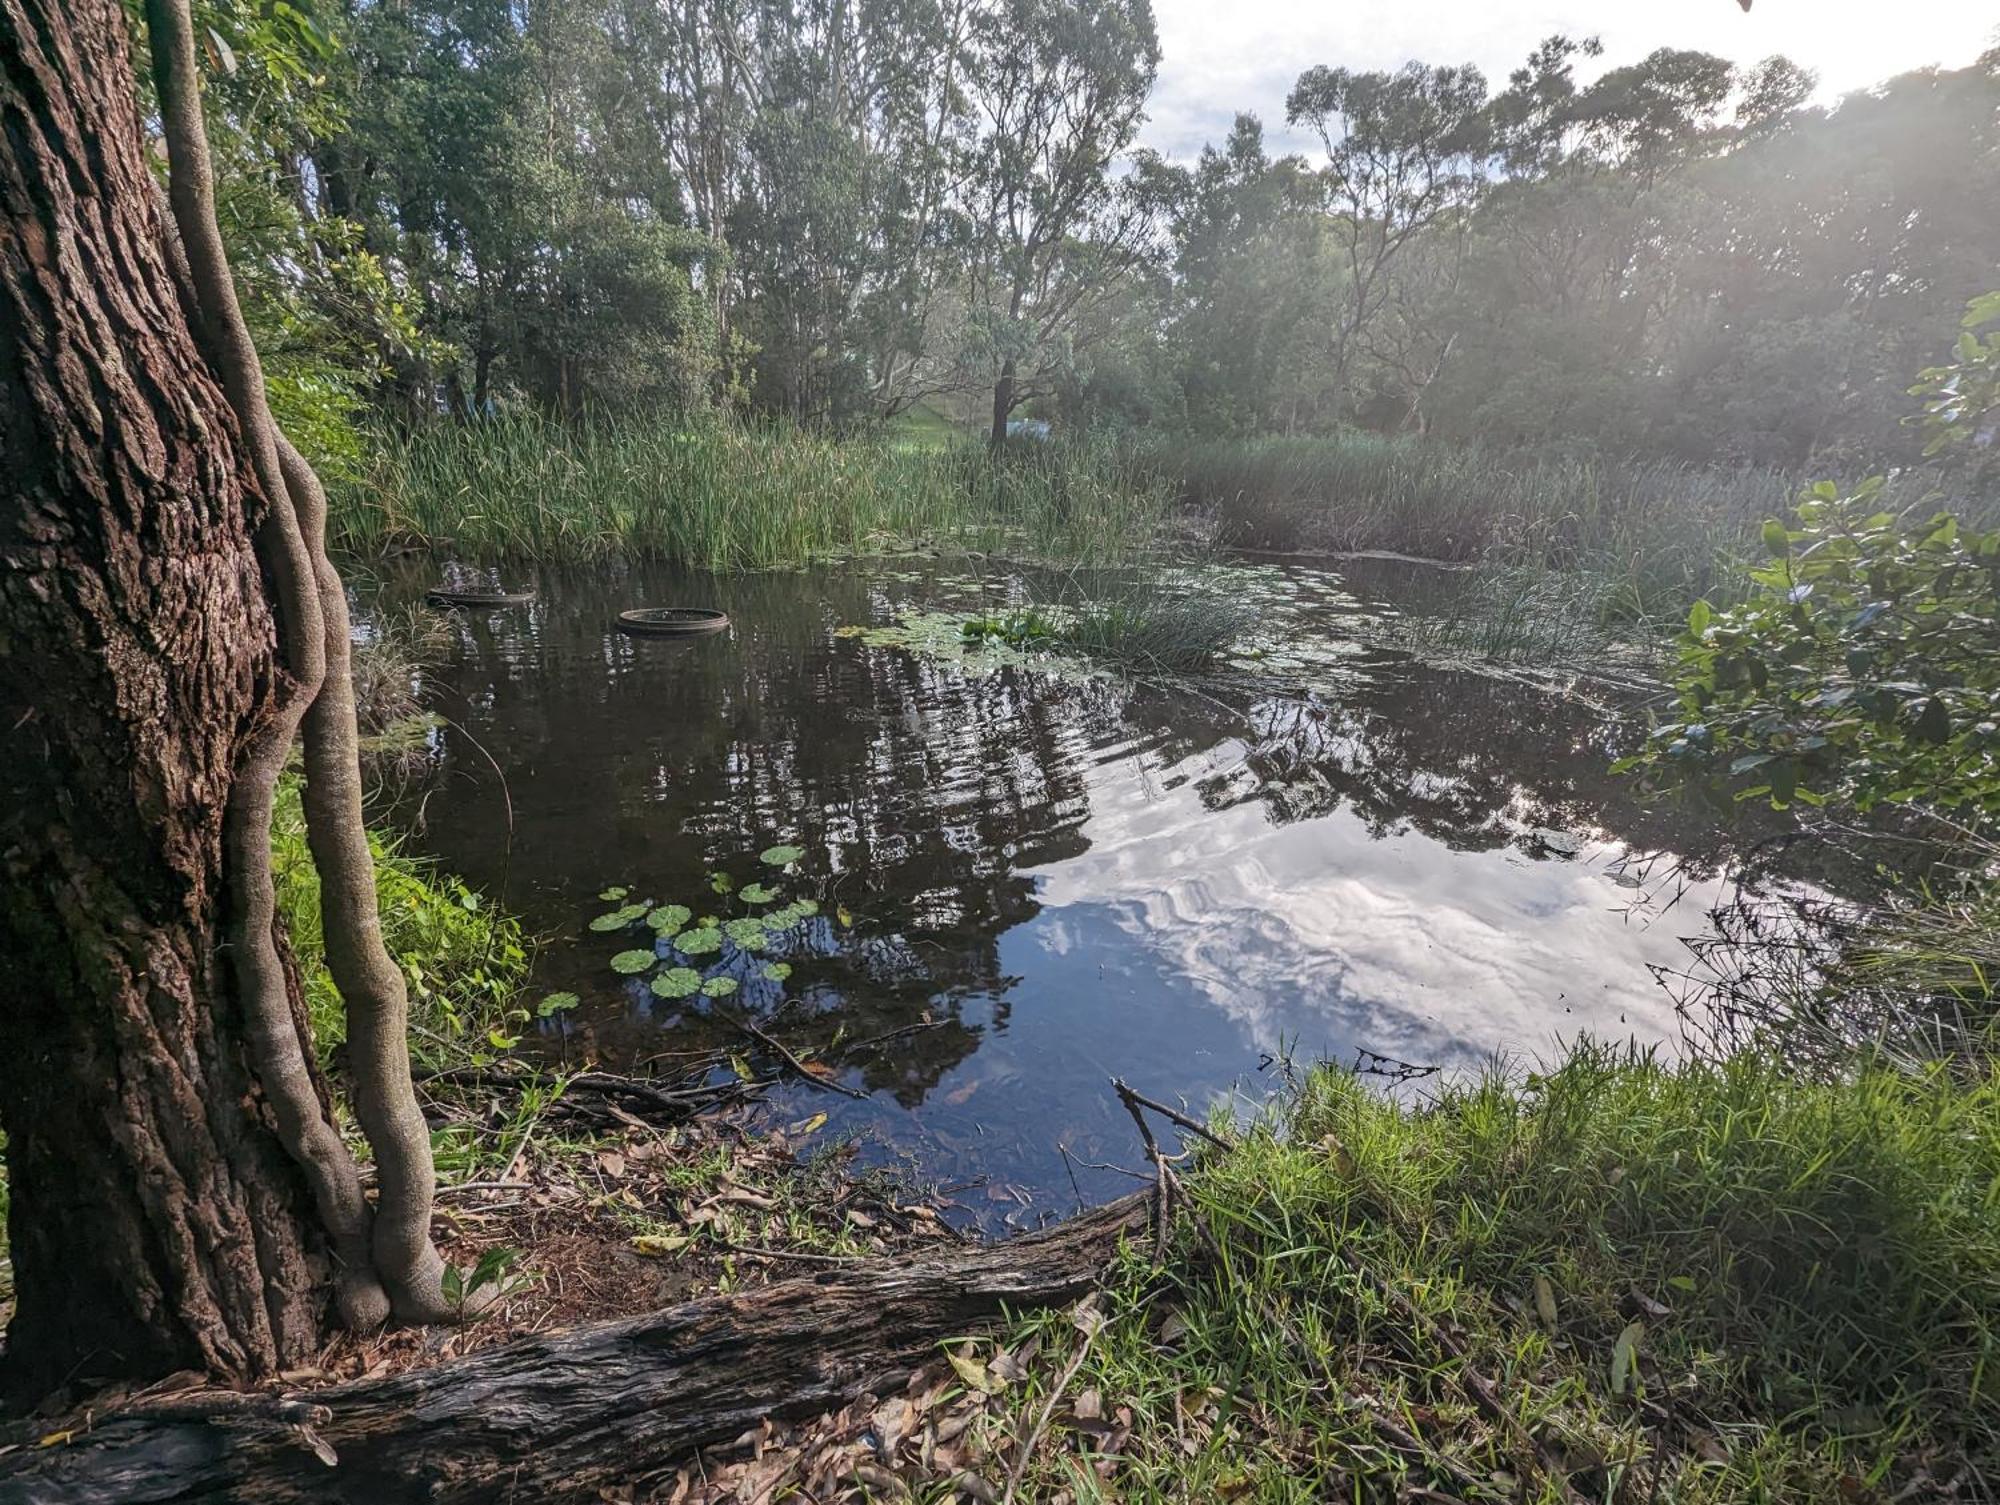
616,607,731,637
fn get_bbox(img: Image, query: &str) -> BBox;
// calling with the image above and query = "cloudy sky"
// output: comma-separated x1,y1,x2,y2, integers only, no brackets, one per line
1142,0,2000,159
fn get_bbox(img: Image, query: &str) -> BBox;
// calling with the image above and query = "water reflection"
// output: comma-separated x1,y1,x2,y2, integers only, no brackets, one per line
386,558,1751,1220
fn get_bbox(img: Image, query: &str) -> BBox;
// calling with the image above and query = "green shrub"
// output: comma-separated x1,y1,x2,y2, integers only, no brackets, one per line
272,775,528,1067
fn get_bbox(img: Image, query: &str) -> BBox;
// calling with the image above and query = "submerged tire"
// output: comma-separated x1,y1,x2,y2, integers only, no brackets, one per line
617,607,731,637
426,588,537,608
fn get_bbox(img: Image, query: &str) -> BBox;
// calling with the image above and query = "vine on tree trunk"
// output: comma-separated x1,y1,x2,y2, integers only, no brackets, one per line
142,0,450,1325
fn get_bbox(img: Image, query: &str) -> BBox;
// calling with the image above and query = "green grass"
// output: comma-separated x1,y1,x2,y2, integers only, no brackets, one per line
334,415,1171,571
1395,564,1622,668
991,1047,2000,1501
1034,571,1260,672
273,773,529,1070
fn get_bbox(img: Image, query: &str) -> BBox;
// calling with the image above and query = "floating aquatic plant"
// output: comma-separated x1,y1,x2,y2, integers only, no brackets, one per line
674,924,723,957
724,917,770,951
739,882,778,905
647,903,691,935
761,961,792,982
609,949,657,975
590,902,650,932
650,967,702,1000
598,886,629,901
760,844,803,867
537,991,579,1017
699,976,739,999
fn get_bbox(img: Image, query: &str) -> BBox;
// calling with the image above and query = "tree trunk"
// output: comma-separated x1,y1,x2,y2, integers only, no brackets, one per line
989,357,1016,447
4,1193,1149,1503
0,0,332,1402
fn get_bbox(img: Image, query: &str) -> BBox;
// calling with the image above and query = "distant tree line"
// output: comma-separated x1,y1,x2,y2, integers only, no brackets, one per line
182,0,1998,464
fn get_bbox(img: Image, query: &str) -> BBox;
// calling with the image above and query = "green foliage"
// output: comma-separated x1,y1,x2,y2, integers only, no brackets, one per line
1626,480,2000,815
1911,292,2000,460
271,775,528,1069
995,1050,2000,1498
1042,575,1256,670
959,610,1056,649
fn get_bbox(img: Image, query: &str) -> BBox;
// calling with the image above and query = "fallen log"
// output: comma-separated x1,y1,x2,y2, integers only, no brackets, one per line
1,1192,1147,1505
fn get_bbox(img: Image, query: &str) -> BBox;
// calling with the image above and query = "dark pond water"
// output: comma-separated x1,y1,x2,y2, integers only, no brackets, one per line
382,558,1753,1226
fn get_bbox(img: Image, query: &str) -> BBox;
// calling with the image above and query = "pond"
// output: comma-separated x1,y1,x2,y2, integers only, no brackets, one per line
382,557,1759,1228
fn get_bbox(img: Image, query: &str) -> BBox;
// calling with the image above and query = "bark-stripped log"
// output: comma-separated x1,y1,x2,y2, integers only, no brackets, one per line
2,1194,1147,1505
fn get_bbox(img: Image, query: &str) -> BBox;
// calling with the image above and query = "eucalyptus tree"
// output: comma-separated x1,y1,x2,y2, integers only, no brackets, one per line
1,0,457,1398
719,0,980,424
323,0,716,416
954,0,1163,443
1283,60,1490,420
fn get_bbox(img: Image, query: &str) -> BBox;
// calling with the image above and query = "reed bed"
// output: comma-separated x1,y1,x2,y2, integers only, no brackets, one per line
1156,432,1817,620
334,415,1172,571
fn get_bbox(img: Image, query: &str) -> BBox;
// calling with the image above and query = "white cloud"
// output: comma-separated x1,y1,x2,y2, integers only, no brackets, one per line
1142,0,1999,159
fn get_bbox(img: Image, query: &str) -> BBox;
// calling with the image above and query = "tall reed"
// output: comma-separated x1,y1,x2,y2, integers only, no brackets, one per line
334,414,1172,571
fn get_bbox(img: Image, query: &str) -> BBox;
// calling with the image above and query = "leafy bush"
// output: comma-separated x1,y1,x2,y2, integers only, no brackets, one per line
1625,480,2000,817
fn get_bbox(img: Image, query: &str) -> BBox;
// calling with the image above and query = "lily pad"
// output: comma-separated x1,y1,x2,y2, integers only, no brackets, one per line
723,917,770,951
700,975,739,998
537,991,580,1017
710,871,735,895
609,949,657,975
760,844,804,868
650,967,703,1000
589,903,649,932
598,886,629,901
647,903,692,936
739,882,778,905
760,961,792,982
674,925,723,957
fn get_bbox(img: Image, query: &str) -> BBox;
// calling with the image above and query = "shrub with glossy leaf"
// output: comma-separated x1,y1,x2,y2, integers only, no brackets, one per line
1621,479,2000,816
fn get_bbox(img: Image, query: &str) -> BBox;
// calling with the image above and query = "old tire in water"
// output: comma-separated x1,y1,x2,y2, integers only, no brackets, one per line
426,587,537,608
617,607,731,637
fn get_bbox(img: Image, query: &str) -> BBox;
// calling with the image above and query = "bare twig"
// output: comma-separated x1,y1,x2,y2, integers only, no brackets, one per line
1000,1308,1102,1505
1111,1078,1236,1152
736,1017,869,1100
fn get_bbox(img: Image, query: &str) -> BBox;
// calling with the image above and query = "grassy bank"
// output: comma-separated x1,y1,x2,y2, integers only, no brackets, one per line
335,416,1171,570
970,1048,2000,1502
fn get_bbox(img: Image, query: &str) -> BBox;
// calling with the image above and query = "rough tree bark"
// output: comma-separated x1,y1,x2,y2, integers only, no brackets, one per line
0,0,334,1398
1,1193,1148,1504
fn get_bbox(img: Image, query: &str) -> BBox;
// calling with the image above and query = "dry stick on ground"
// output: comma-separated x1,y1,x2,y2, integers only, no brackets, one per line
4,1193,1151,1504
142,0,387,1333
999,1302,1105,1505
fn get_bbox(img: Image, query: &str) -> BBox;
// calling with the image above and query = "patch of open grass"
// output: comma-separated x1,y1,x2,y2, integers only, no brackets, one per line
990,1046,2000,1501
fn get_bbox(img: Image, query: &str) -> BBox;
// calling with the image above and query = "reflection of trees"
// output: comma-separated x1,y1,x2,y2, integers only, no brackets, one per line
390,558,1763,1110
1179,670,1742,867
396,561,1122,1105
